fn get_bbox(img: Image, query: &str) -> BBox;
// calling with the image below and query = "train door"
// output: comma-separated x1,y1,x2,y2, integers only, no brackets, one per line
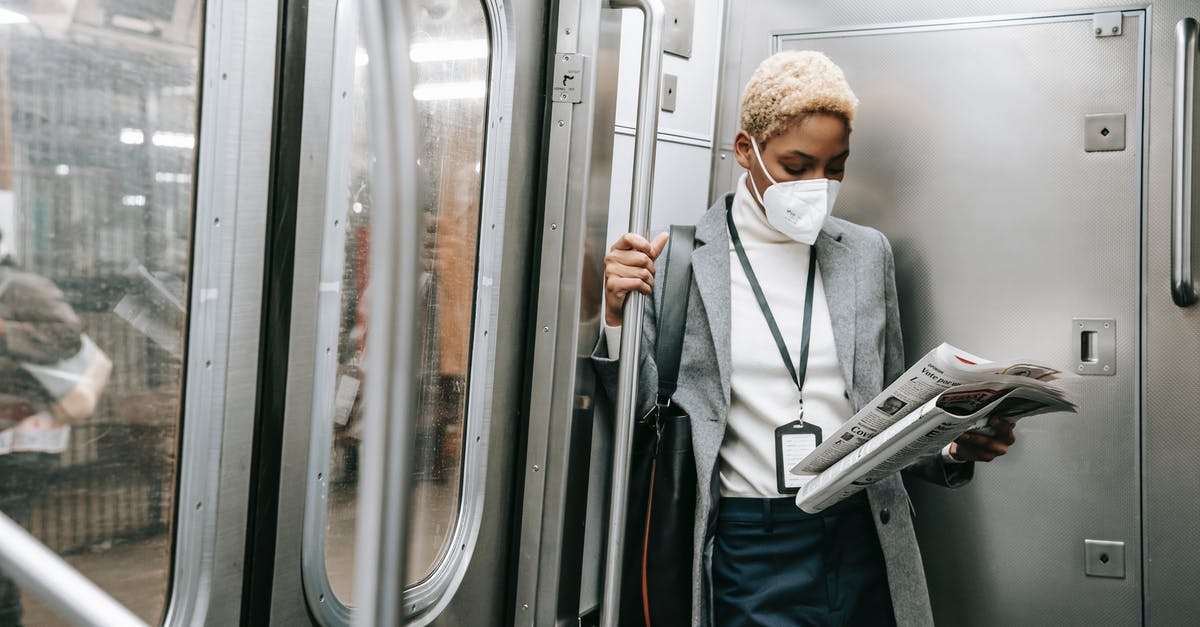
509,0,725,624
253,0,551,624
711,1,1200,624
0,0,276,625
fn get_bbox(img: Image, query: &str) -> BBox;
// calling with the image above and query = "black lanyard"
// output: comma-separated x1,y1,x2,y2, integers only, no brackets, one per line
726,208,818,422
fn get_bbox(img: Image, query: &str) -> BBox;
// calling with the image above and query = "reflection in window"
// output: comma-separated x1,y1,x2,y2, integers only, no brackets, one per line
0,1,201,624
321,0,491,603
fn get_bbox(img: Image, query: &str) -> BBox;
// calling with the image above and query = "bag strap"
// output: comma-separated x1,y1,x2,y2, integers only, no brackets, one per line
654,224,696,403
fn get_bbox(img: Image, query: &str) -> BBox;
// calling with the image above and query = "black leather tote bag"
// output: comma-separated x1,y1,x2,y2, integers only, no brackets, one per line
620,224,697,627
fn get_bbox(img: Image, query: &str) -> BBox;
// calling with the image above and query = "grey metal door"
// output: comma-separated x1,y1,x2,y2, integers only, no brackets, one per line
766,11,1145,626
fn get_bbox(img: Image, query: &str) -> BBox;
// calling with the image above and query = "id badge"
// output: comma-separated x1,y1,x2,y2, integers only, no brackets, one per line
775,420,823,494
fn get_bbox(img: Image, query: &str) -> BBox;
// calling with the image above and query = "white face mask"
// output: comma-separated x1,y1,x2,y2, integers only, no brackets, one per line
749,137,839,245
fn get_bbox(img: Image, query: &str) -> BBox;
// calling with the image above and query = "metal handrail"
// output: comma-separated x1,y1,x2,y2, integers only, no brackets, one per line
352,0,421,625
599,1,666,626
0,512,147,627
1173,18,1198,307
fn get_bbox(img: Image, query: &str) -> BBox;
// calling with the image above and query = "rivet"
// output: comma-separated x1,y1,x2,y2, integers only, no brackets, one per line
1112,26,1119,34
550,223,558,230
522,604,529,611
565,28,572,35
1103,365,1111,371
558,120,565,127
562,55,569,62
1103,322,1110,328
1095,27,1102,35
543,326,550,333
1078,365,1085,371
533,465,540,472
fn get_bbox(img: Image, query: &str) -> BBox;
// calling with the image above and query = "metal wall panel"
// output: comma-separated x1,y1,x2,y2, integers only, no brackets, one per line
777,16,1143,625
513,1,623,624
1142,2,1200,624
709,3,1174,625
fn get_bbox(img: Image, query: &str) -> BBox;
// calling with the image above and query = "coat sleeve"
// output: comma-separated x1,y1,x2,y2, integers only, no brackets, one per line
0,273,84,364
877,232,973,488
591,256,663,422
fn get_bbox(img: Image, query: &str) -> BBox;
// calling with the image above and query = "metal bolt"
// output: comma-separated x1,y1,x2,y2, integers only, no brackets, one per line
1104,322,1110,328
1078,365,1085,371
557,120,565,127
562,55,569,62
1112,26,1119,34
1103,365,1111,371
533,465,540,472
550,223,558,230
543,326,550,333
522,604,529,611
565,28,572,35
1095,27,1102,35
560,93,567,100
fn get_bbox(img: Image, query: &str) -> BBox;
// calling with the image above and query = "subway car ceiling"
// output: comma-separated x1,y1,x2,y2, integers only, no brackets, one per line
0,0,1198,625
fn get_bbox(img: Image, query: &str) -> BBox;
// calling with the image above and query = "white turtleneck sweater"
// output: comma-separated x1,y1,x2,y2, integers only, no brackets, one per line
718,174,855,497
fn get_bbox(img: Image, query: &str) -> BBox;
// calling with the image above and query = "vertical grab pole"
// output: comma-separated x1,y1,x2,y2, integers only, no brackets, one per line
600,1,665,626
353,1,421,625
1173,18,1198,307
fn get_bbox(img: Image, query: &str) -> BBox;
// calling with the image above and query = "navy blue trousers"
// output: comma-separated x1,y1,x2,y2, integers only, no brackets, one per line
712,493,896,627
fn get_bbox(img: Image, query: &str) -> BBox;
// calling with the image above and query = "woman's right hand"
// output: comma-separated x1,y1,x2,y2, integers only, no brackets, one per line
604,231,669,327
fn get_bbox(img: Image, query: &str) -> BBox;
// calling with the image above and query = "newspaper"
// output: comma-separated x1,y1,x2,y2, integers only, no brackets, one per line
793,343,1063,474
794,378,1075,513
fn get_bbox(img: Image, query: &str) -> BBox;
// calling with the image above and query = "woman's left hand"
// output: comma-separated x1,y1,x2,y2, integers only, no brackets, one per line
949,417,1016,462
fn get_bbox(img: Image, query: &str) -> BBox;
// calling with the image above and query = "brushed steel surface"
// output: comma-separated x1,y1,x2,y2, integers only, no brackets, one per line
514,0,622,623
714,5,1146,625
1094,11,1125,38
163,0,277,624
298,0,357,622
1073,318,1117,376
553,53,587,104
1171,18,1197,307
1145,4,1200,625
1085,113,1128,152
662,0,695,58
661,72,678,112
1085,539,1127,578
267,0,338,624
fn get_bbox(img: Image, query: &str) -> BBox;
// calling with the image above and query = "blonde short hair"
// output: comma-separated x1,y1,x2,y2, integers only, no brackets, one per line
739,50,859,142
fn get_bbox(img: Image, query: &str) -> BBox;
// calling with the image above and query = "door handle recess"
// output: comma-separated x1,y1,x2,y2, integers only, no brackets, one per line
601,1,666,626
353,1,421,625
1173,18,1198,307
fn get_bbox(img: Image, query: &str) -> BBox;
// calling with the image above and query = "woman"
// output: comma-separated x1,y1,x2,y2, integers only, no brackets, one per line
593,51,1017,626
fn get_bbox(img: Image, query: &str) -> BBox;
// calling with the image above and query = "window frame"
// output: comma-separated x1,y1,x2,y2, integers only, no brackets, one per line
163,1,280,625
298,0,517,623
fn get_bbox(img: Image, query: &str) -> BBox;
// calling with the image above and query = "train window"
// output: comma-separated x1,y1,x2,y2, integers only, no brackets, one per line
303,0,493,618
0,1,201,624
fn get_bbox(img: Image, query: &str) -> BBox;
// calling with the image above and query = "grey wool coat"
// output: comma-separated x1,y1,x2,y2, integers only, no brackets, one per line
592,194,973,627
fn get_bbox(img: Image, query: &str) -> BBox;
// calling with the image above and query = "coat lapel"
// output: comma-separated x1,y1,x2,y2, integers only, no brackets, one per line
815,219,857,393
691,195,733,408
